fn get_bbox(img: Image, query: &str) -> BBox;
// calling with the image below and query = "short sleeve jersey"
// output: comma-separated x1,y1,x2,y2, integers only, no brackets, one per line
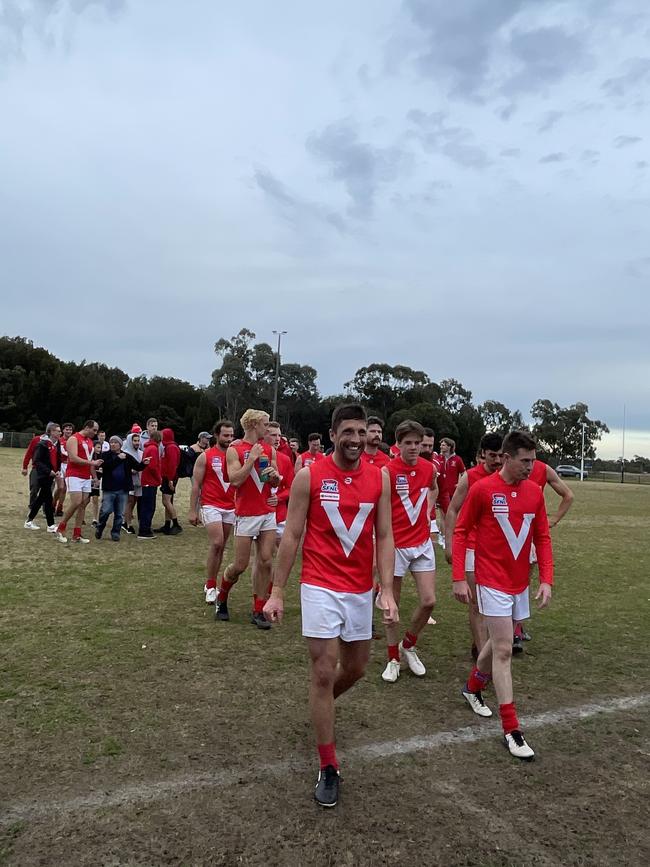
529,460,548,489
361,449,391,469
65,433,94,480
301,455,383,594
464,463,490,550
230,441,275,516
201,446,235,510
387,456,436,548
452,473,553,594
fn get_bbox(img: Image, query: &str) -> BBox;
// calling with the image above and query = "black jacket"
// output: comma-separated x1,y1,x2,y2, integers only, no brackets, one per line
100,451,147,493
33,440,58,481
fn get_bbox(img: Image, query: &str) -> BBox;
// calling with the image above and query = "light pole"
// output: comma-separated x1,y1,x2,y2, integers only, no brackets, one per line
580,422,586,481
272,330,287,420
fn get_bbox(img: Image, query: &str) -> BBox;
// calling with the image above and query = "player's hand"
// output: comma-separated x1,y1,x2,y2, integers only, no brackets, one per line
267,470,282,486
91,459,103,467
535,582,552,609
381,593,399,626
249,443,264,461
453,579,472,605
266,494,278,506
548,516,559,529
169,481,175,492
143,457,151,465
263,594,284,623
21,468,28,476
188,510,199,527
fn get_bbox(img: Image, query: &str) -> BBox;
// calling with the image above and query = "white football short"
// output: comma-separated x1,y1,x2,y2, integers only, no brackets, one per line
201,505,235,526
60,462,68,477
235,512,277,537
300,584,372,642
529,542,537,564
465,549,475,572
476,585,530,621
66,477,92,494
394,539,435,577
276,520,286,538
430,518,439,534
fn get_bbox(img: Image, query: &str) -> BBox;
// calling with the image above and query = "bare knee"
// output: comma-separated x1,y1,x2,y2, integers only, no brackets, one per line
492,640,512,665
312,658,337,692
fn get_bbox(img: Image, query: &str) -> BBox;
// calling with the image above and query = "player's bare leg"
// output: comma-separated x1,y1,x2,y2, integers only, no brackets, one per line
56,491,88,541
205,520,231,607
466,571,488,656
250,529,275,627
333,638,371,698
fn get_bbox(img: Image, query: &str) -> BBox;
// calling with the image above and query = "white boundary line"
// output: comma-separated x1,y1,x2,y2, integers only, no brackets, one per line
2,693,648,827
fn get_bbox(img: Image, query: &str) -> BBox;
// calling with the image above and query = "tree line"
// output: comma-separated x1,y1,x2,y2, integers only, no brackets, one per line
1,332,610,464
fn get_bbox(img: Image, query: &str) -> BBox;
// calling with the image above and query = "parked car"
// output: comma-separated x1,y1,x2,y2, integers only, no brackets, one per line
555,464,587,478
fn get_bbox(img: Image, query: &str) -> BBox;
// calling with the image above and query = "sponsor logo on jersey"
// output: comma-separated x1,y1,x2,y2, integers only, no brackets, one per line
492,493,508,513
396,475,408,486
320,478,340,502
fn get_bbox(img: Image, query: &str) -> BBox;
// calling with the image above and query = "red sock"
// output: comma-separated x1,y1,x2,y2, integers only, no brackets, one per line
466,666,491,693
73,526,81,539
402,631,418,650
267,581,273,596
499,702,519,734
387,644,400,662
205,578,217,591
317,742,338,770
514,622,523,639
253,596,265,614
218,577,234,602
58,521,67,533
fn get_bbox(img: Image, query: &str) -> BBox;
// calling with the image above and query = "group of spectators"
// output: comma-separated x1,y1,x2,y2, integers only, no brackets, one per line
21,418,213,542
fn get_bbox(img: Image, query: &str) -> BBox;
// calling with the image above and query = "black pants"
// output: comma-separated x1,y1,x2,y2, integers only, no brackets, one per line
28,467,40,511
139,486,157,534
28,479,54,526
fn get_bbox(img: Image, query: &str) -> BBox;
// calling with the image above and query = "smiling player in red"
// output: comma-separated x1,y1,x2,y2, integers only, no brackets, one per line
452,431,553,761
381,420,438,683
264,403,398,808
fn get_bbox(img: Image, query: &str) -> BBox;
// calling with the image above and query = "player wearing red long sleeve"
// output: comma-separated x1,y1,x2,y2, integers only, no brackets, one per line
361,416,391,469
264,403,398,808
295,433,324,471
452,431,553,761
188,419,236,606
381,420,438,683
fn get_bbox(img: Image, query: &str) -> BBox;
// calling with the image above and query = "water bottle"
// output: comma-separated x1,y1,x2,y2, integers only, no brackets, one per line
258,453,272,482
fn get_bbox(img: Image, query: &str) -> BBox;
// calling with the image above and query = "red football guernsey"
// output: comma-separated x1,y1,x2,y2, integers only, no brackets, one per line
201,446,235,510
389,444,400,460
387,456,436,548
65,433,94,480
452,472,553,594
230,440,275,516
529,460,548,489
361,449,390,469
301,455,383,594
274,452,294,523
439,454,466,496
299,450,324,469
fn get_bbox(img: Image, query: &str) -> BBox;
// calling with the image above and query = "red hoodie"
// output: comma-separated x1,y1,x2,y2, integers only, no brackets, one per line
22,435,42,470
161,428,181,481
141,440,162,486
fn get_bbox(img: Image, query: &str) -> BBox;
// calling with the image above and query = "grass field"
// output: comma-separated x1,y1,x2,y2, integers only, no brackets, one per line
1,448,649,867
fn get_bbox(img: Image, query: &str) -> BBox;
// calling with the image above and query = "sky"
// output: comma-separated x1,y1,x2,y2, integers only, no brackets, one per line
1,0,649,459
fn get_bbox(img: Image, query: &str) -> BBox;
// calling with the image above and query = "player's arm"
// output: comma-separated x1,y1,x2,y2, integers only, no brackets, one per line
264,469,311,622
22,437,37,474
376,469,398,625
67,435,85,467
545,466,574,528
452,484,480,604
533,493,554,608
268,447,282,485
294,455,303,472
277,460,294,505
226,442,262,486
444,472,469,564
188,452,206,525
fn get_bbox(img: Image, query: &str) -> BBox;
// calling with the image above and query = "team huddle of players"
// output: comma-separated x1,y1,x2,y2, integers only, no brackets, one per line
190,405,574,807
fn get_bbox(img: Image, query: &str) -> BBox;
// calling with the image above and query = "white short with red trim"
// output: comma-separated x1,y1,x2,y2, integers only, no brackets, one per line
529,542,537,564
66,477,92,494
201,505,235,526
476,585,530,621
465,549,475,572
300,584,372,642
276,520,286,538
394,539,435,577
235,512,277,537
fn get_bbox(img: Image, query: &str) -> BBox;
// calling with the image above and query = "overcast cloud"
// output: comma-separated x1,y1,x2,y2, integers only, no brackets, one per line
1,0,649,457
